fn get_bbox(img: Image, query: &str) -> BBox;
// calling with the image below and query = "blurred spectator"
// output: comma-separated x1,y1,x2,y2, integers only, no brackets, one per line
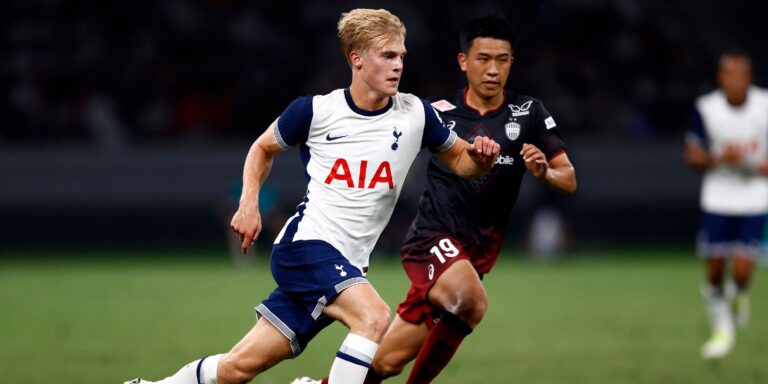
1,0,765,146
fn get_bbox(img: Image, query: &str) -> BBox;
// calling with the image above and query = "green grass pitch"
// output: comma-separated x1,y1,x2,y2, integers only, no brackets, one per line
1,249,766,383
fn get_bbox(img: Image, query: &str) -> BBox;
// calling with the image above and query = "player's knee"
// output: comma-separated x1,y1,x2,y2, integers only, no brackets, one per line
451,289,488,327
706,261,726,286
732,265,752,287
351,300,391,340
218,354,265,384
366,302,392,338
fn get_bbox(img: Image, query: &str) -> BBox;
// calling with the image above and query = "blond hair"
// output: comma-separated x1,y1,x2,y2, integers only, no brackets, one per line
337,9,406,66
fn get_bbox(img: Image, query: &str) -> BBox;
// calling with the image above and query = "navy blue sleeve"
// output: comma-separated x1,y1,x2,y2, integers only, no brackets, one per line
686,107,708,149
420,99,457,153
275,96,313,149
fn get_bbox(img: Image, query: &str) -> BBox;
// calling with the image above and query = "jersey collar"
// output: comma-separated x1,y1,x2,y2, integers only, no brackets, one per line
344,88,394,116
461,87,508,117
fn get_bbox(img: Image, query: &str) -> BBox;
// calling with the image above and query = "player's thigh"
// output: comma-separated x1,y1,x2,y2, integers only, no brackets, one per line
734,214,766,258
697,212,733,258
222,317,293,377
322,283,391,340
374,314,429,374
402,235,481,306
732,253,755,279
428,258,487,312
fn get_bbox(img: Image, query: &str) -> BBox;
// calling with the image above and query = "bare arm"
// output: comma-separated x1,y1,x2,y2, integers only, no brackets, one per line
434,136,500,179
682,140,768,173
520,143,577,194
683,141,717,171
230,122,284,253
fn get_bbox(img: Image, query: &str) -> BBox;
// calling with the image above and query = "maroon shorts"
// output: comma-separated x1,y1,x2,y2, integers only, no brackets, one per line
397,234,481,328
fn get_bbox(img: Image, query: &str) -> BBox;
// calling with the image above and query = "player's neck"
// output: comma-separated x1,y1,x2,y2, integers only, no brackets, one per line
465,88,504,115
725,91,748,107
348,80,391,111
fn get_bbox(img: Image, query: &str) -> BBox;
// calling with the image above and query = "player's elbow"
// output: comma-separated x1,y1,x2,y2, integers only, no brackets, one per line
560,166,577,194
563,178,577,194
548,168,577,195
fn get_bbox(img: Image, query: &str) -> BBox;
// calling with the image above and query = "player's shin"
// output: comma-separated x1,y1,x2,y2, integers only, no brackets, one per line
406,312,472,384
700,283,735,359
363,368,385,384
315,362,384,384
328,333,379,384
152,354,223,384
703,284,733,335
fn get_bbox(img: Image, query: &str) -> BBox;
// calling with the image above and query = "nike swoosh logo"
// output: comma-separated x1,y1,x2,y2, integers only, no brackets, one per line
326,133,348,141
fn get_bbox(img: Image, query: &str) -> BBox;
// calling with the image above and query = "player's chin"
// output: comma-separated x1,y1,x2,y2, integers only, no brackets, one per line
382,81,400,95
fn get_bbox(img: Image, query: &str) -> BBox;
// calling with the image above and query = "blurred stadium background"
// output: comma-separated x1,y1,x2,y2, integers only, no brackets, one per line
1,1,767,383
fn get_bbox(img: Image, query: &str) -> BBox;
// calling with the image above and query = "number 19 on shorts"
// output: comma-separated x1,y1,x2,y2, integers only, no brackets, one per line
430,238,460,264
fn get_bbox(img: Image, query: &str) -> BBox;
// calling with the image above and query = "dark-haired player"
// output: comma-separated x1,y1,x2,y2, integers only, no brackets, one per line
295,14,576,384
125,9,499,384
684,50,768,360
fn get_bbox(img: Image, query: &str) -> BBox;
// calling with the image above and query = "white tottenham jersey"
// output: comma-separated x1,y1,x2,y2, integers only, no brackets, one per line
688,86,768,215
272,88,457,271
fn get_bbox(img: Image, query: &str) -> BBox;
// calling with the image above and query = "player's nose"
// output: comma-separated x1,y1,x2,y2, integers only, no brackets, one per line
487,62,500,76
393,59,403,72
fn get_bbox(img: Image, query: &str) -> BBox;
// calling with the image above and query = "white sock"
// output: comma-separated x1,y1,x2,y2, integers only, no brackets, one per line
328,334,379,384
704,285,733,335
156,354,223,384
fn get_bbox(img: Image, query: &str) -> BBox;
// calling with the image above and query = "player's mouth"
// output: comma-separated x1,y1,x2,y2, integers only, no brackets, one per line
482,81,500,89
386,77,400,84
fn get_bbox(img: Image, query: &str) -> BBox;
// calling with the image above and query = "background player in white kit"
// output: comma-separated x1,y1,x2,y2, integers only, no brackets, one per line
684,50,768,359
124,8,500,384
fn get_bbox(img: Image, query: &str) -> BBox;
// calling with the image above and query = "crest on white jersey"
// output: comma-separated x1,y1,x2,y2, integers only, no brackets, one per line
505,122,521,140
431,99,457,112
391,126,403,150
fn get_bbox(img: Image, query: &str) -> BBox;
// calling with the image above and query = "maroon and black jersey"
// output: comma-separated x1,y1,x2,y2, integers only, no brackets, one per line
401,88,567,274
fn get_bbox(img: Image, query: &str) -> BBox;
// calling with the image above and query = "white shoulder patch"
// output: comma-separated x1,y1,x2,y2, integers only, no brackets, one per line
544,116,557,129
431,99,457,112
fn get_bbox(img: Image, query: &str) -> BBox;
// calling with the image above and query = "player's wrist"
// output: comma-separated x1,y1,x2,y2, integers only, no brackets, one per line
541,167,553,182
239,185,261,202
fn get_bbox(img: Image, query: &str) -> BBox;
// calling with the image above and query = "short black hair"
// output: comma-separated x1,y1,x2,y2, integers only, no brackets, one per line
460,15,518,53
719,48,752,70
720,48,751,63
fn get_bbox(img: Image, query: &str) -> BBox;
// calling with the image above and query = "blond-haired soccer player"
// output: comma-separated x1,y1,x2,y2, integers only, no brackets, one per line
296,14,576,384
124,8,499,384
685,50,768,359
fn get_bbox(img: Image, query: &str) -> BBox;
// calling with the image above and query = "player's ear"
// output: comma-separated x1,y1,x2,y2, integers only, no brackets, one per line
350,51,363,70
458,52,467,72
